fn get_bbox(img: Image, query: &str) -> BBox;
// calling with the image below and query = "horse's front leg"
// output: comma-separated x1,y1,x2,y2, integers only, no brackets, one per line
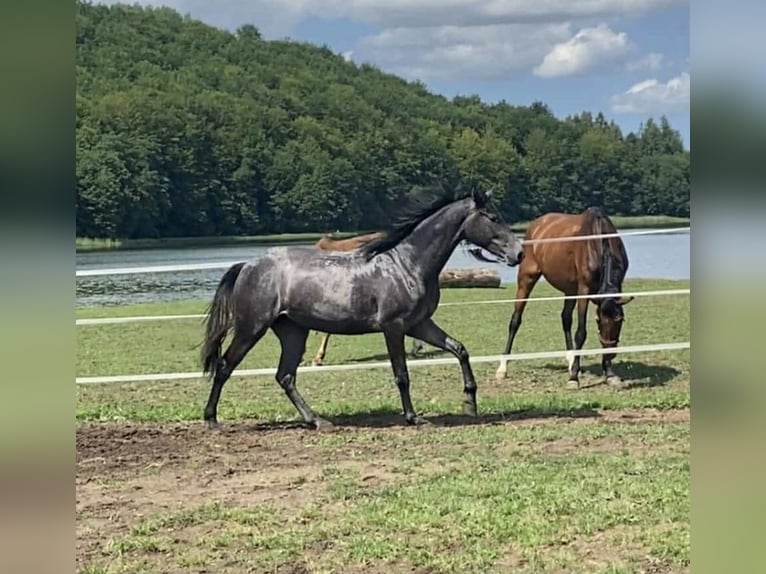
602,345,628,388
561,298,576,374
383,327,428,425
567,296,589,390
408,318,478,417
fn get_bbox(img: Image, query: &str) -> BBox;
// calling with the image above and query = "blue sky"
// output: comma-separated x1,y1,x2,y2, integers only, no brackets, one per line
125,1,690,148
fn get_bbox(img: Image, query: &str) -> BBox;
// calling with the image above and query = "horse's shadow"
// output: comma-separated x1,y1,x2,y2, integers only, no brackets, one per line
235,404,600,432
541,360,680,388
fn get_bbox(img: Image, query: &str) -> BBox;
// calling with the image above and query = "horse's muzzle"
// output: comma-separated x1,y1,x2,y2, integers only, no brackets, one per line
505,250,524,267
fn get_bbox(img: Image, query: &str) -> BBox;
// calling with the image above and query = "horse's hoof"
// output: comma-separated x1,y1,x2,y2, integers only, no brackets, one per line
312,417,334,431
205,419,219,430
565,379,580,390
406,415,432,427
311,360,323,367
463,403,478,417
606,376,628,389
495,371,507,381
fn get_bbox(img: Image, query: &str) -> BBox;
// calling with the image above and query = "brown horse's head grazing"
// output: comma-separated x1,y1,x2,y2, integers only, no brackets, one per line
595,296,628,348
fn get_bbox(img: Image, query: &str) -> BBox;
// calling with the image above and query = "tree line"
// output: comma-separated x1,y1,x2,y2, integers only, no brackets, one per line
76,1,690,239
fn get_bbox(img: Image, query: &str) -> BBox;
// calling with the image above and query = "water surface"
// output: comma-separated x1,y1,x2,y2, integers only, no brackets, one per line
76,229,690,307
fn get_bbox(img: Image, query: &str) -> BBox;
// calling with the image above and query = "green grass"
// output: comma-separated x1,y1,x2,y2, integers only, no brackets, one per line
76,278,690,573
75,215,690,252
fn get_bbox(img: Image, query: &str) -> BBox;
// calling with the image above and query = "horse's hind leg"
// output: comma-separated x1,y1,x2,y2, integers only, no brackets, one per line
204,327,267,428
273,318,333,430
311,332,330,366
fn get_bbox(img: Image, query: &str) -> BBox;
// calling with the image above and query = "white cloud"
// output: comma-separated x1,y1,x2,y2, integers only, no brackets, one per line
105,0,685,83
626,52,665,72
611,72,690,114
354,23,572,81
322,0,684,29
533,24,630,78
341,50,354,62
115,0,687,36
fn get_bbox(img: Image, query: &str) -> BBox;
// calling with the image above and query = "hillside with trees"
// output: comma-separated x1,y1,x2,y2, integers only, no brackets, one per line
76,1,690,240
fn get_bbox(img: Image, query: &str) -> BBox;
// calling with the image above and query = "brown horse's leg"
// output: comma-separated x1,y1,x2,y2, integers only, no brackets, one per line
409,337,426,356
312,332,331,366
602,345,627,388
561,298,576,373
567,293,590,390
495,271,541,380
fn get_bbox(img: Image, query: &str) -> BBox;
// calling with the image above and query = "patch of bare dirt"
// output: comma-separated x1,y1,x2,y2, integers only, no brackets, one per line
76,408,689,572
493,526,688,574
597,408,689,425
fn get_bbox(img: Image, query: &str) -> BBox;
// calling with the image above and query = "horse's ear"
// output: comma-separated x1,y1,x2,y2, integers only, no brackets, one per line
618,296,635,305
472,186,488,207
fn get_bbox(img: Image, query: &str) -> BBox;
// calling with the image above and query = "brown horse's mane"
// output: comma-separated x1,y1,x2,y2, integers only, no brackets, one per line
579,207,629,298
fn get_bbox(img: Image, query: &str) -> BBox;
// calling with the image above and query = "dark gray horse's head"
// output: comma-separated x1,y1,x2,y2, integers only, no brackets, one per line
463,188,525,267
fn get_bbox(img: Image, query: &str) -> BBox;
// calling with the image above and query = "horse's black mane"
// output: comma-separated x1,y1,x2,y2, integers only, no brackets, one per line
582,206,629,312
360,181,474,260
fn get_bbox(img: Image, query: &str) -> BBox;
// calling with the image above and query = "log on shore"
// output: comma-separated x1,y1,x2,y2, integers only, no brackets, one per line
438,268,501,288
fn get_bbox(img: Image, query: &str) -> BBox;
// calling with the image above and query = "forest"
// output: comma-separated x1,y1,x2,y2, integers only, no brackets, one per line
76,1,690,240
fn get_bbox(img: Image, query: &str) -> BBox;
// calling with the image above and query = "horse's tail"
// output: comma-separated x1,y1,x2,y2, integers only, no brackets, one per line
201,262,246,377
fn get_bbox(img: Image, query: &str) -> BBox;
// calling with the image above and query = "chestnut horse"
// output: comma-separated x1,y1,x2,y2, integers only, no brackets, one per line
310,232,425,366
494,207,634,389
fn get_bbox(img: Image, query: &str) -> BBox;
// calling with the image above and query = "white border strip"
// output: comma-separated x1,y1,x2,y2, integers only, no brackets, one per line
76,341,689,384
76,288,690,326
75,227,689,277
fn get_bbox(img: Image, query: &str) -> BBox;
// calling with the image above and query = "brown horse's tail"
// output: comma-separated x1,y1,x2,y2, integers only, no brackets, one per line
201,262,246,377
581,207,629,294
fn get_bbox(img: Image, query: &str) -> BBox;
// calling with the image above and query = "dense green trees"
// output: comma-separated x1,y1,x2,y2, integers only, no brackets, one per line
76,1,690,239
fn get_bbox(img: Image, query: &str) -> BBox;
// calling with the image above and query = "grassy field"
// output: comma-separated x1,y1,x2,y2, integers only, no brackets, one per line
76,278,690,574
75,215,690,252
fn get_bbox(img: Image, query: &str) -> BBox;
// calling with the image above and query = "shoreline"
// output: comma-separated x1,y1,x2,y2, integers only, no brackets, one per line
76,215,690,253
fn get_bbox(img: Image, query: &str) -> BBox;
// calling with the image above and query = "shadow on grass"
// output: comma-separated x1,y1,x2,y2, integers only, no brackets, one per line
238,404,601,432
540,360,680,388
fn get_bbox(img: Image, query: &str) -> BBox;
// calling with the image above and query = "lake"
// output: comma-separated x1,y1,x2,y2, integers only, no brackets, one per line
75,229,690,307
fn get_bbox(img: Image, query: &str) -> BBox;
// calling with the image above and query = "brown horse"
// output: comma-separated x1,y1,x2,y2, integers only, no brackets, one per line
310,232,425,366
494,207,634,388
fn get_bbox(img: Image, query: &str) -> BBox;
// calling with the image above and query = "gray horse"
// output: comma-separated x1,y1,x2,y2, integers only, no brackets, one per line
200,183,525,429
